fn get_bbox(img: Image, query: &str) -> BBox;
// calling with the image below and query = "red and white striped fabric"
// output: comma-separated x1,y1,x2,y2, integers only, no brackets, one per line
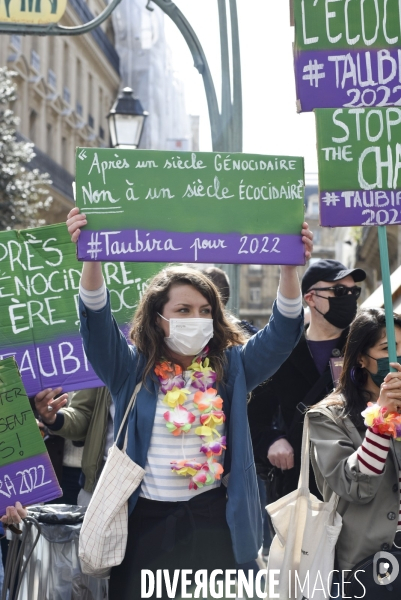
357,427,401,526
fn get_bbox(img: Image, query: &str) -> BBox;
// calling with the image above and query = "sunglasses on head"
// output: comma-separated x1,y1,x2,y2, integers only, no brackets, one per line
308,285,361,298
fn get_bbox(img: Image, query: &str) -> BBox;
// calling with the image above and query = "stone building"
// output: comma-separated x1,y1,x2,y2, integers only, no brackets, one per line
0,0,120,222
0,0,198,226
239,185,338,329
354,226,401,299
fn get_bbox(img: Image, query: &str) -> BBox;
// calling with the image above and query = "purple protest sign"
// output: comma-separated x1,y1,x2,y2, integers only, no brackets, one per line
77,229,305,265
0,333,110,398
320,190,401,227
316,107,401,227
295,49,401,112
0,453,61,515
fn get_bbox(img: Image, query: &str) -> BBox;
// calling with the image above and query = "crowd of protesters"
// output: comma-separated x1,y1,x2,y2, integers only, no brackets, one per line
2,207,401,600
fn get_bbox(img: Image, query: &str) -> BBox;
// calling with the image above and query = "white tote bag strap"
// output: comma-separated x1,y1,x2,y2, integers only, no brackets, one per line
114,382,142,451
298,413,311,489
302,409,340,512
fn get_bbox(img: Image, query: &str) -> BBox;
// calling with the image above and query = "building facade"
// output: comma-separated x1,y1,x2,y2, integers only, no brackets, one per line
0,0,120,223
354,226,401,298
111,0,194,152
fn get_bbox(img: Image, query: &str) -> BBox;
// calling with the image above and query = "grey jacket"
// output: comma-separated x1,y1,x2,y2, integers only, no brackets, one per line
308,402,400,571
49,387,112,493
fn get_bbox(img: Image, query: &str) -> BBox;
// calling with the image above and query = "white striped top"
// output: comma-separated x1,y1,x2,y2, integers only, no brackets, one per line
357,427,401,527
79,283,302,501
139,370,226,501
79,282,108,311
79,282,303,321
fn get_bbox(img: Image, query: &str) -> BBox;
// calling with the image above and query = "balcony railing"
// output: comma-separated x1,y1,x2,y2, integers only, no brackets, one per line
63,87,71,104
48,69,57,90
10,35,21,51
30,50,40,72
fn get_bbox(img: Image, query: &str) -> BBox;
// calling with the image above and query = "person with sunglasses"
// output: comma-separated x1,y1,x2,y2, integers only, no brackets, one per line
248,260,366,503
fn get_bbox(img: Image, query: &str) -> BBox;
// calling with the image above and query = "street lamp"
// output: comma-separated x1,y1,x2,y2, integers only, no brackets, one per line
107,87,148,149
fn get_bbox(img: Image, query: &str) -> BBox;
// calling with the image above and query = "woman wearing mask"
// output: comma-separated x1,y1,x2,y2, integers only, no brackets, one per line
309,308,401,597
66,207,313,599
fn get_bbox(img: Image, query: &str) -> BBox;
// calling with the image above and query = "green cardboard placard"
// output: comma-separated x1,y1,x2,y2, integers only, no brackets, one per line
294,0,401,51
0,224,164,397
74,148,306,265
0,357,62,513
293,0,401,111
315,106,401,226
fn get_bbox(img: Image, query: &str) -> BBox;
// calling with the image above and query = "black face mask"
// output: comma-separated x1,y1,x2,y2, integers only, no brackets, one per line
315,294,358,329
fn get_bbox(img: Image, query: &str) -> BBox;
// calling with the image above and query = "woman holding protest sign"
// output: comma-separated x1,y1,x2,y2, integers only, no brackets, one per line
65,206,312,599
309,308,401,598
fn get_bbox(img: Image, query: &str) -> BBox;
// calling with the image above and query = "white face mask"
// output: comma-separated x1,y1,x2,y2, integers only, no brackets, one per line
158,313,214,356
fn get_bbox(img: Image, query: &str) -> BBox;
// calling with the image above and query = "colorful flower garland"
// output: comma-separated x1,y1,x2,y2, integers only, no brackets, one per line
362,402,401,440
154,352,226,490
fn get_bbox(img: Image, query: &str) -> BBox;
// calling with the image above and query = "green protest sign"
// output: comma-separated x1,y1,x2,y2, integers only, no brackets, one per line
75,148,305,265
294,0,401,50
293,0,401,111
315,106,401,226
0,357,61,513
0,224,164,397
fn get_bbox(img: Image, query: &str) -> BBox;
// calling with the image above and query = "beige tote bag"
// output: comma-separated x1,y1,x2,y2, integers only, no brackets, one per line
79,383,145,578
266,411,342,600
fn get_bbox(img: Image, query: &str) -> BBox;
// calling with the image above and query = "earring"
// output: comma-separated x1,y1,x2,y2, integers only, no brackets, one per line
350,366,361,384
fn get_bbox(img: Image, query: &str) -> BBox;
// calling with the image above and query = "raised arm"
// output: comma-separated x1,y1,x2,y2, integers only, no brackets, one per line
67,207,103,290
66,207,138,395
278,222,312,298
240,223,313,391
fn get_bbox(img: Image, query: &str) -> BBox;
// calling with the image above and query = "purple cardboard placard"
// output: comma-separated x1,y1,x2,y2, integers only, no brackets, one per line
0,334,105,398
0,452,61,515
319,190,401,227
77,229,305,265
294,49,401,112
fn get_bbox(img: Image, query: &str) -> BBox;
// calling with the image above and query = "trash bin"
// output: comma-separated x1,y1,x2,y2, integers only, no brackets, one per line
15,505,107,600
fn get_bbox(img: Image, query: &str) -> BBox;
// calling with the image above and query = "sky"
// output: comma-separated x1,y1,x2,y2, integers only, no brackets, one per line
164,0,319,182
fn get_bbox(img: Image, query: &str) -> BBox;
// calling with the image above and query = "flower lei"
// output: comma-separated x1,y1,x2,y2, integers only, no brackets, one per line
154,350,226,490
362,402,401,440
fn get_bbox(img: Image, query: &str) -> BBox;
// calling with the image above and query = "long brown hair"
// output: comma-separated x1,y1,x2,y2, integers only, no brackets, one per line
129,265,247,383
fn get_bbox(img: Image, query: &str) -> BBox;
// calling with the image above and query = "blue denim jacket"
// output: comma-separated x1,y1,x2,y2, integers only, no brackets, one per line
79,293,303,563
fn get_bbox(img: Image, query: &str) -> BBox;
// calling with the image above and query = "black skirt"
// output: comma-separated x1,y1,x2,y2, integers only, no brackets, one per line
109,486,236,599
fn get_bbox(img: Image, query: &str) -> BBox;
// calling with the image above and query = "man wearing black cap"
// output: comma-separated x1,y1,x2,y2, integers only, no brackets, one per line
248,259,366,499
